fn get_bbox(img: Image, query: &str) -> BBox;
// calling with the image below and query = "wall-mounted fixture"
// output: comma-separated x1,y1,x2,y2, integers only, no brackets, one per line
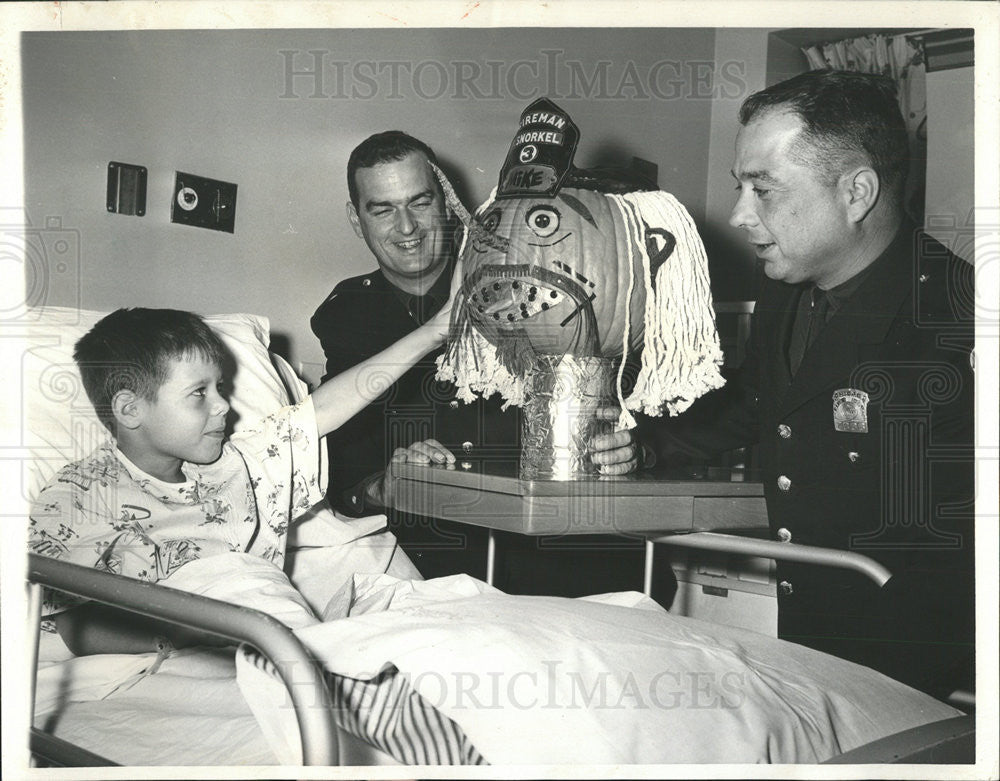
106,162,147,216
170,171,237,233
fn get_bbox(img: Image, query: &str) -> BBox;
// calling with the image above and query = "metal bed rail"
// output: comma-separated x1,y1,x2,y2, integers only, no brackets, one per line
29,729,122,768
822,715,976,764
26,553,339,767
644,532,976,715
643,531,892,594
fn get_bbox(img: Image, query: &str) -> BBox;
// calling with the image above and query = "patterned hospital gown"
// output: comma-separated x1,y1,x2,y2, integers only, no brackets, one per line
29,398,324,616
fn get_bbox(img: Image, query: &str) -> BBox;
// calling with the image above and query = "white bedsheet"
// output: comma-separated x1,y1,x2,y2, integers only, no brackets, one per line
35,646,277,766
238,572,963,766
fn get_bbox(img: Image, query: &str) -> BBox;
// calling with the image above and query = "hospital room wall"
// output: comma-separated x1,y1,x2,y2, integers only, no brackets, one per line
702,29,773,303
20,27,731,381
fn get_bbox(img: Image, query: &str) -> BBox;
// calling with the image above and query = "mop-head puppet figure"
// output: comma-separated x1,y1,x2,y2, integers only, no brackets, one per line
434,99,724,476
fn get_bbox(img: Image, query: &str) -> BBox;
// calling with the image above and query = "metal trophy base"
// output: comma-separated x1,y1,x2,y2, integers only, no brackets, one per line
519,354,616,481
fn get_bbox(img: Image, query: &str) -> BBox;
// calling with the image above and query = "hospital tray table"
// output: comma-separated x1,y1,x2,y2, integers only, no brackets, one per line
391,462,769,587
391,462,893,592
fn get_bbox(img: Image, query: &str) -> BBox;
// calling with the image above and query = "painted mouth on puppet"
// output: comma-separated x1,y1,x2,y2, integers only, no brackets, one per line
461,263,599,342
468,276,566,326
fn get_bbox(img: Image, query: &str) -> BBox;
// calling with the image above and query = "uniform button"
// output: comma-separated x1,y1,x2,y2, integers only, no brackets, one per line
778,424,791,439
462,441,474,453
361,277,371,287
350,495,358,504
448,400,460,409
919,273,929,283
778,580,794,596
847,451,860,463
776,527,792,542
777,475,792,491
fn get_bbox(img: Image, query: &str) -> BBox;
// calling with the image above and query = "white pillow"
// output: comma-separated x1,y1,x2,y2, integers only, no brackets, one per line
22,305,292,500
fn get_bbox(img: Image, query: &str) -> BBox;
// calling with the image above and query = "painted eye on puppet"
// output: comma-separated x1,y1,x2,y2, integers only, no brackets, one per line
481,208,503,233
525,205,560,238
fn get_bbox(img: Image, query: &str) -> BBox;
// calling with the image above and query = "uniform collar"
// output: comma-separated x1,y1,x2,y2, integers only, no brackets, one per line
776,220,918,415
818,255,878,316
763,219,915,340
834,219,919,344
384,256,454,325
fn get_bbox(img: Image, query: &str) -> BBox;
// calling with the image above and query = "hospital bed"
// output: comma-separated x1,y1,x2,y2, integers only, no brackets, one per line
18,305,978,769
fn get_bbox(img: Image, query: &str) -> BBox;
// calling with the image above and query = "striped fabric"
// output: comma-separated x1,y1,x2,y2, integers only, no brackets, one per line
243,648,486,765
329,666,486,765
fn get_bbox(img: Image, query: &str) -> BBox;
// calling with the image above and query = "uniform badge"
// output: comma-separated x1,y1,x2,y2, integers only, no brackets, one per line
832,389,869,433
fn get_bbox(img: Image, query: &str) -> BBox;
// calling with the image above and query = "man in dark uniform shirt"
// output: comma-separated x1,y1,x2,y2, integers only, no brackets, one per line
650,70,975,700
311,131,644,594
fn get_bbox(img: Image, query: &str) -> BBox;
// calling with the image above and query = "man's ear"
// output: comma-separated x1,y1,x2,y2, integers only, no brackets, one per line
842,167,880,223
346,201,364,239
111,389,142,431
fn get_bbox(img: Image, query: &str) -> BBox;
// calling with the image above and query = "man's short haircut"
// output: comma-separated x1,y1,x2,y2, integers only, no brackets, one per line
73,308,228,430
347,131,439,208
739,69,909,196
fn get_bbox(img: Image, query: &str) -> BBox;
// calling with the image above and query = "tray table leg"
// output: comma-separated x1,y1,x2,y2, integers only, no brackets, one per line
486,529,496,586
643,539,655,596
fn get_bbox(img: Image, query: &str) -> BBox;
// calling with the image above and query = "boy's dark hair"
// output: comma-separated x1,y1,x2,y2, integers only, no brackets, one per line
347,130,439,208
739,69,909,197
73,308,227,430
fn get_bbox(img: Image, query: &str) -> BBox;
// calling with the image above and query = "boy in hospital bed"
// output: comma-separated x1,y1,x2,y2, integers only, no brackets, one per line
26,309,971,767
28,304,454,656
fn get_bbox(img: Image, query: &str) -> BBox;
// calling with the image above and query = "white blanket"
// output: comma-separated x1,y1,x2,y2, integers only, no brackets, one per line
35,547,961,767
237,572,962,766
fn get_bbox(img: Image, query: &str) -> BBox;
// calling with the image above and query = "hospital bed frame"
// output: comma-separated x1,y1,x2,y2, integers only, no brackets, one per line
26,553,340,767
25,547,976,767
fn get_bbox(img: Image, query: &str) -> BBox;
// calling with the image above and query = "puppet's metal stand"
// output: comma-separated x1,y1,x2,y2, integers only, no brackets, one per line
519,354,615,481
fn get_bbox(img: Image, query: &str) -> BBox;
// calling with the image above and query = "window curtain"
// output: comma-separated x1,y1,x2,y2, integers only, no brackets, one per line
801,34,927,224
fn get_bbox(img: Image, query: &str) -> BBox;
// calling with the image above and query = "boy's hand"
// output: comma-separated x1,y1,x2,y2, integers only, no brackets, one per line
54,603,231,656
367,438,457,508
426,257,465,342
589,407,646,476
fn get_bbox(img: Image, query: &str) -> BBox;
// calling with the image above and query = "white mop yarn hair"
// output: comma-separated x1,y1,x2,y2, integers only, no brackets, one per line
606,190,726,427
430,161,725,428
